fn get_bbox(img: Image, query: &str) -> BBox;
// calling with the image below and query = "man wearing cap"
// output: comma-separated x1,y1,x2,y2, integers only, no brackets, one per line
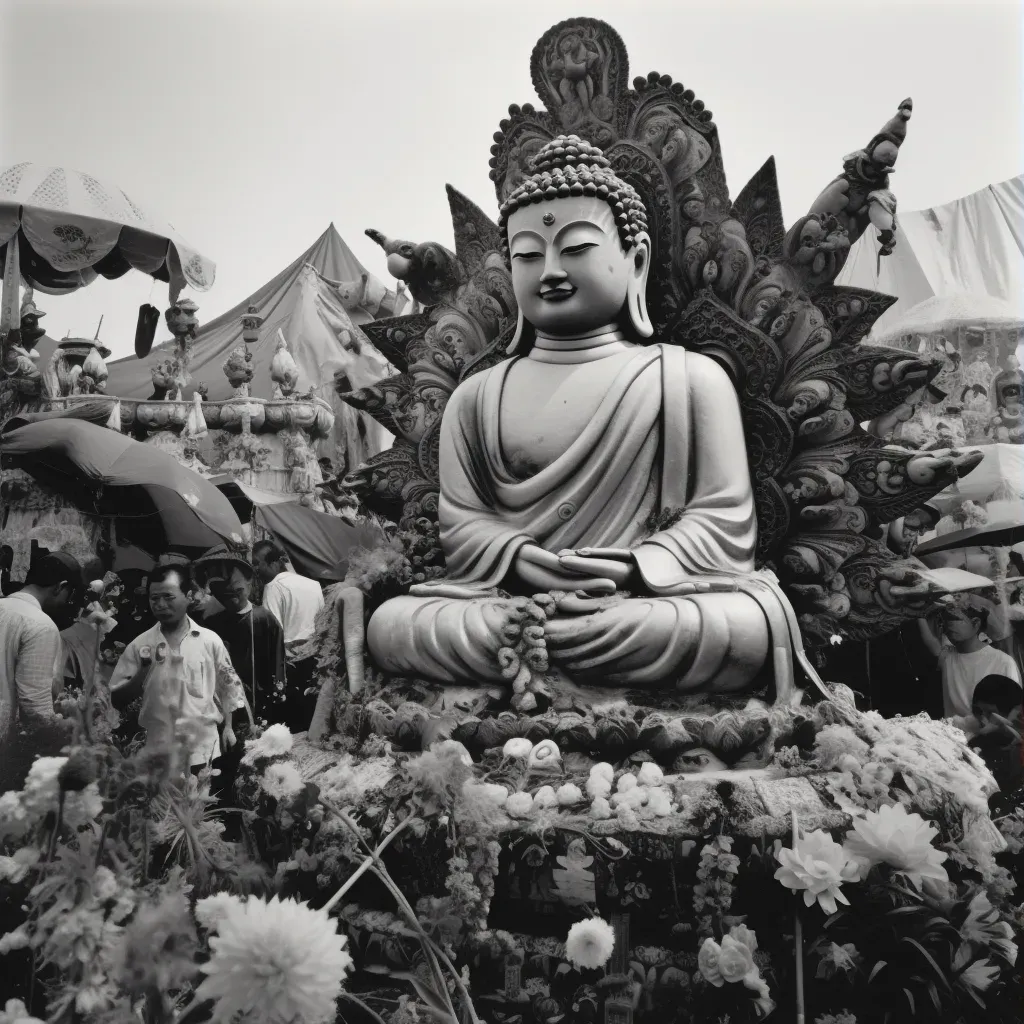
199,547,287,794
0,551,83,792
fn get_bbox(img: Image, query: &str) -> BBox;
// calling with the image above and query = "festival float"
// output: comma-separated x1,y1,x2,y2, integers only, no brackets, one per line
1,18,1021,1024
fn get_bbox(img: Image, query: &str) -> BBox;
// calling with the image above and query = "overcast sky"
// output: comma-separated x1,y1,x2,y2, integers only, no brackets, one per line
1,0,1021,361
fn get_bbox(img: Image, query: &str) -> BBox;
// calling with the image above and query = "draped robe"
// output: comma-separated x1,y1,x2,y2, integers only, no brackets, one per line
368,344,791,692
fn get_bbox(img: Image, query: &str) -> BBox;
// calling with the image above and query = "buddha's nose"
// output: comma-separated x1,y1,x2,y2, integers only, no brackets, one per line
540,256,567,282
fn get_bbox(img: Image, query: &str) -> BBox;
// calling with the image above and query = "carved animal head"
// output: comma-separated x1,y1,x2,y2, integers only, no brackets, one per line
365,229,463,307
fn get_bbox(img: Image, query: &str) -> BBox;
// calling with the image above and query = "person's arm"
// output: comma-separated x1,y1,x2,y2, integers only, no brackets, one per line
261,579,286,635
267,610,287,693
917,615,942,658
212,637,251,740
108,642,151,707
15,622,63,728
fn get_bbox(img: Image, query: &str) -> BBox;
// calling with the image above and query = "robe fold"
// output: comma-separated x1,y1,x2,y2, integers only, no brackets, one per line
368,345,791,692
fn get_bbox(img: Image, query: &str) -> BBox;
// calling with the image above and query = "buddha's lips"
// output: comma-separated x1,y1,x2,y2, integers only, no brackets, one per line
539,285,576,302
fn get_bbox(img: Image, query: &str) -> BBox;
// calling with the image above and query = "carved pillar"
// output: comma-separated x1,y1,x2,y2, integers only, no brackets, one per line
503,951,523,1000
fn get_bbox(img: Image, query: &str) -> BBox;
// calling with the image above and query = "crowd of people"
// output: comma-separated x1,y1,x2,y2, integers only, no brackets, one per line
2,538,1022,810
0,540,325,798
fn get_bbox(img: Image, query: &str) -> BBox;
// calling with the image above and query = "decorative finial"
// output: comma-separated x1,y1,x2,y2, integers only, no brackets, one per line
241,304,264,345
270,329,299,398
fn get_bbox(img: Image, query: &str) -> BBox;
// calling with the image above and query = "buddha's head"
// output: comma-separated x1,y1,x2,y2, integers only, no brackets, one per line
498,136,653,352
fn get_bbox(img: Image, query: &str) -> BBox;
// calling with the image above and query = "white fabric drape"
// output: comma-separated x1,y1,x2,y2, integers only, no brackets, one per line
839,174,1024,338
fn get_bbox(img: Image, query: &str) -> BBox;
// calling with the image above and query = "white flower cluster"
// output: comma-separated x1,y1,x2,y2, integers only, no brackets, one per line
0,757,103,843
698,924,773,1017
242,724,294,764
775,803,950,914
502,737,561,769
587,762,675,826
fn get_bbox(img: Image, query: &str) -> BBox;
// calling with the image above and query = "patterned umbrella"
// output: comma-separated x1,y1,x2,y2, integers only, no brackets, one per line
0,162,215,331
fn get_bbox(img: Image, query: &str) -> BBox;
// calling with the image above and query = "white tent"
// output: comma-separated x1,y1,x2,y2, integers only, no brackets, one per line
838,174,1024,342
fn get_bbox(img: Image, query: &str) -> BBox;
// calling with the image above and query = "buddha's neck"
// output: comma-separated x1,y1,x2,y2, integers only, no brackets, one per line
530,324,636,364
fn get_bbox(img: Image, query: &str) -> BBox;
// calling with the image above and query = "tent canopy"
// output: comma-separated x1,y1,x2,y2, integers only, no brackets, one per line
838,174,1024,339
104,224,402,403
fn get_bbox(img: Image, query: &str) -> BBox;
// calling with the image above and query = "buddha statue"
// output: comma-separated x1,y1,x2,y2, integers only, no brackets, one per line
366,137,812,704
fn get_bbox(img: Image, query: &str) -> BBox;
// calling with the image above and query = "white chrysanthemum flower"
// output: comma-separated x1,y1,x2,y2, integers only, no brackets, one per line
590,762,614,782
195,893,247,932
636,762,664,787
0,998,45,1024
243,724,294,764
502,738,533,760
21,757,65,812
533,786,558,809
0,848,39,884
262,763,304,802
842,803,948,889
196,897,352,1024
505,792,534,818
557,783,584,806
0,926,30,955
565,918,615,970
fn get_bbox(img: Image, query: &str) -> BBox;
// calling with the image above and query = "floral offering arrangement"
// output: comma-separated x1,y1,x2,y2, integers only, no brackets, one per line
2,655,1021,1024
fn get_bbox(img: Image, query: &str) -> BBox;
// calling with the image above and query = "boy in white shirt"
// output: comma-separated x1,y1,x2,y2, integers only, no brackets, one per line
919,599,1022,718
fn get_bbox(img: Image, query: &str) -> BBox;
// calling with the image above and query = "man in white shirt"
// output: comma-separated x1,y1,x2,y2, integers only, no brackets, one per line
919,599,1022,718
253,540,324,732
110,564,248,771
0,552,83,792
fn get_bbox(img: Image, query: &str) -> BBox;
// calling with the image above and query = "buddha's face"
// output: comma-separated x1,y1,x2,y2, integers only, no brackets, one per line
508,197,639,337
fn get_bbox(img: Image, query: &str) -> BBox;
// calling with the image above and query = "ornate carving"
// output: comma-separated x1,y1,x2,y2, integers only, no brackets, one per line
675,291,781,399
732,157,785,264
342,19,979,652
360,315,436,374
530,19,628,133
814,285,897,347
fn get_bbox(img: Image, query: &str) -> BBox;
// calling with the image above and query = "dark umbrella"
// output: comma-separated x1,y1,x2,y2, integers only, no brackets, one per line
914,513,1024,557
0,419,245,555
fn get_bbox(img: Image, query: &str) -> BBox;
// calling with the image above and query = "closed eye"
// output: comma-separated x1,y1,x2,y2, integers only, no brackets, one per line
562,242,598,256
511,250,543,261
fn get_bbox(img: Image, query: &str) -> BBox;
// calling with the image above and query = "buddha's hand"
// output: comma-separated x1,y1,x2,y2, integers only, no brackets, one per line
558,548,635,588
513,544,625,595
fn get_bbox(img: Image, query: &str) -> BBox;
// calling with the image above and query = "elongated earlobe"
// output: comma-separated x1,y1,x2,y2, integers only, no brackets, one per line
507,307,527,354
627,234,654,339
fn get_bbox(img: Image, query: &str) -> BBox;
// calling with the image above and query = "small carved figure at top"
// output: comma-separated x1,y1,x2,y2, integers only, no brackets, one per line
551,33,602,116
638,113,712,194
165,297,199,343
18,289,46,352
270,329,300,398
222,345,254,393
805,98,912,272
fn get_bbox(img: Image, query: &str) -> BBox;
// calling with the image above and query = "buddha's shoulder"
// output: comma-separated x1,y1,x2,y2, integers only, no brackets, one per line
446,360,509,405
654,344,735,388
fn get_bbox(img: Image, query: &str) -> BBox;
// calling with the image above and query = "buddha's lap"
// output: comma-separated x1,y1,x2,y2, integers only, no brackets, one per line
366,590,770,688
